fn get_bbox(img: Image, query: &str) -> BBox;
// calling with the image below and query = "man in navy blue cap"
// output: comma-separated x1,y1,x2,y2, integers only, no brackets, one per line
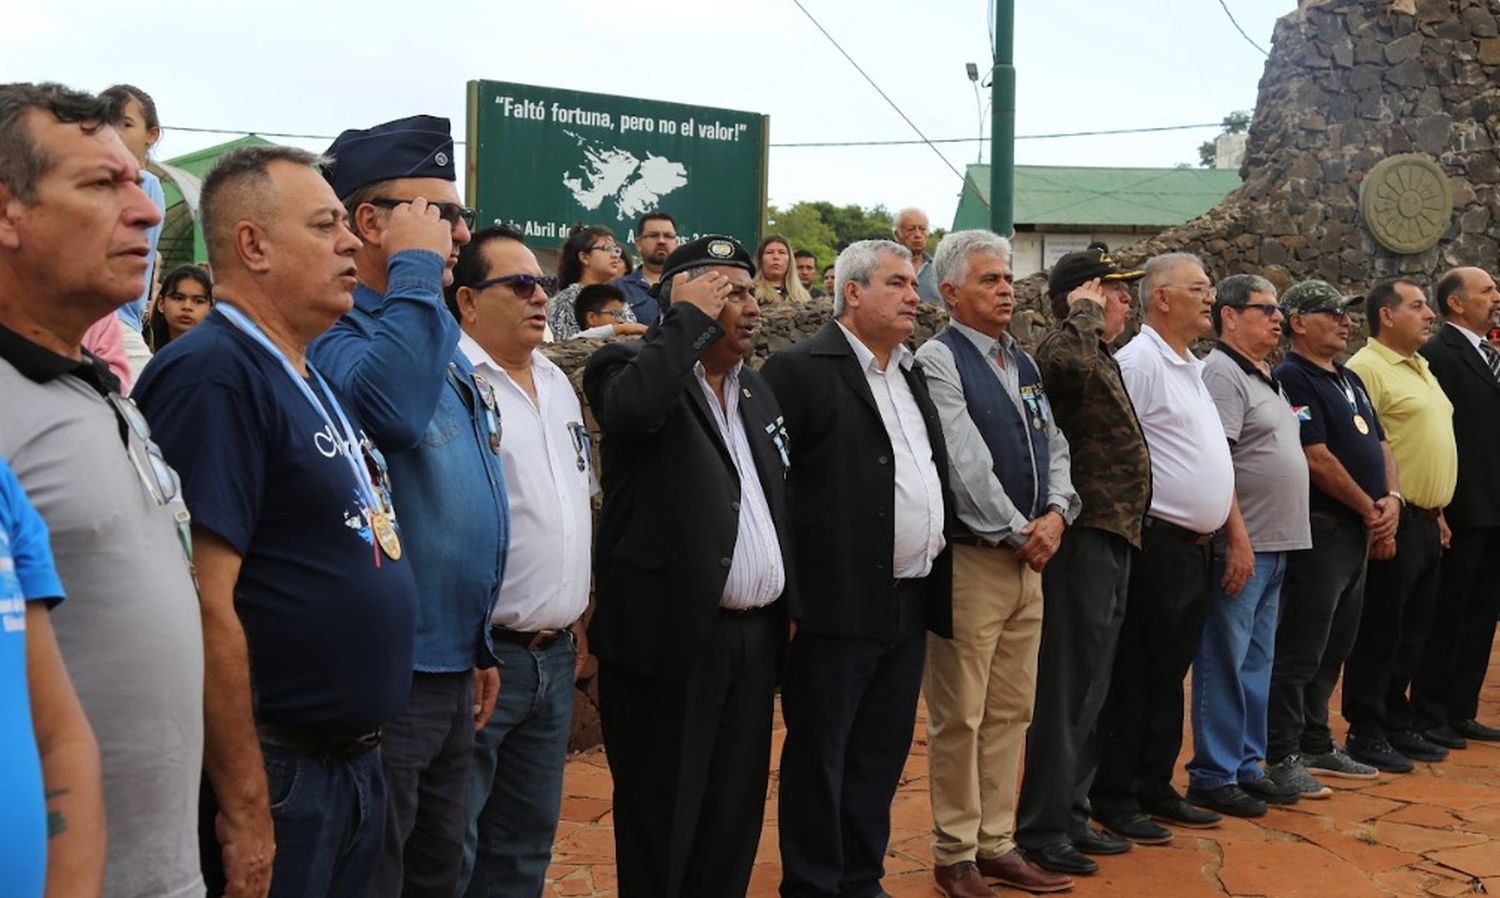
309,115,512,898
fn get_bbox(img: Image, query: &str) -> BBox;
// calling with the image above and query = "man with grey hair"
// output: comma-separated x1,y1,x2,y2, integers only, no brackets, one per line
0,81,204,898
134,144,422,897
914,230,1078,897
1185,275,1311,818
1091,253,1234,842
764,238,954,898
895,206,942,302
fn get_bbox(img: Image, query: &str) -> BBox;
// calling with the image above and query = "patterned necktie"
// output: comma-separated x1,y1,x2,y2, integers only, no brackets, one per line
1481,341,1500,385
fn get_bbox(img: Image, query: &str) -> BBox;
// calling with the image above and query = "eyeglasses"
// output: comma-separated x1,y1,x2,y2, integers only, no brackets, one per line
1226,302,1288,317
640,231,677,242
596,308,627,321
1302,307,1350,320
1168,283,1217,299
164,291,211,304
106,393,181,507
366,197,477,230
587,244,623,256
470,273,557,298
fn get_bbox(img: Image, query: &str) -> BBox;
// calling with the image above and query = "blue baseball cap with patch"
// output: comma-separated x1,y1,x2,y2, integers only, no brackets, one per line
322,114,456,199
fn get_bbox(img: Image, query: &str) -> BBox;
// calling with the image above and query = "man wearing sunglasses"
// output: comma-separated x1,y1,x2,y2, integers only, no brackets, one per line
1265,280,1396,797
0,82,205,898
1186,275,1311,818
309,115,512,898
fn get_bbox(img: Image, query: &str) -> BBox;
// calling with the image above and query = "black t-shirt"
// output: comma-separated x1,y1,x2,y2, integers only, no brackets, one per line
1274,351,1387,518
134,311,417,736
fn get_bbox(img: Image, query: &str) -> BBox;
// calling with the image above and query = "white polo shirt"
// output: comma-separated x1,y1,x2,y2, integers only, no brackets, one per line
461,333,594,632
1115,324,1234,534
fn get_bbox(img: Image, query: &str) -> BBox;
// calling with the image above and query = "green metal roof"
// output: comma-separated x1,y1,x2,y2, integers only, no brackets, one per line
953,164,1242,231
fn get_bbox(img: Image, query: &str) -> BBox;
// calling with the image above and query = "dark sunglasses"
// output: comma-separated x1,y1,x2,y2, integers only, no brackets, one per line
1226,302,1288,317
471,273,558,298
366,197,477,229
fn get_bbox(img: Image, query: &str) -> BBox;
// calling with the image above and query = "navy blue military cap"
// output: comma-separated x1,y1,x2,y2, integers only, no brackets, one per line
322,114,456,199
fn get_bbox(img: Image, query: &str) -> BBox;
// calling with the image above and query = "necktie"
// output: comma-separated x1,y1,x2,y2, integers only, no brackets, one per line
1480,341,1500,385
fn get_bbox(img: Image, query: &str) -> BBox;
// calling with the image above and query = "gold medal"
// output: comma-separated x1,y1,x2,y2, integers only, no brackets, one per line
1353,413,1370,435
370,507,403,560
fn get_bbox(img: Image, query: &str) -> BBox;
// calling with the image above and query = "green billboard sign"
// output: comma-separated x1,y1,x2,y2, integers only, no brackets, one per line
465,80,768,250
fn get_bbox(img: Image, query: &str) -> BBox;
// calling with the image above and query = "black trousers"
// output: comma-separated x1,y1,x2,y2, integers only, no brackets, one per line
598,609,778,898
1090,524,1212,818
778,587,927,898
371,671,476,898
1412,525,1500,730
1015,527,1131,850
1341,511,1442,739
1266,512,1368,761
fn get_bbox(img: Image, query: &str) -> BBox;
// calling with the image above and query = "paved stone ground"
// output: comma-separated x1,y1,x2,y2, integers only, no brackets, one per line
545,644,1500,897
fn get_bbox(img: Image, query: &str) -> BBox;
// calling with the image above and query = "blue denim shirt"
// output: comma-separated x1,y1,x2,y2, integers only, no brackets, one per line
613,268,661,326
309,250,509,672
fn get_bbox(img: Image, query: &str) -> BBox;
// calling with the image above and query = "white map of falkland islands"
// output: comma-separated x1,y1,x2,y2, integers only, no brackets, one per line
559,129,688,220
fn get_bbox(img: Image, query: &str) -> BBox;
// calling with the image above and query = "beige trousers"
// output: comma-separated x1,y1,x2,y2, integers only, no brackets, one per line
925,543,1045,865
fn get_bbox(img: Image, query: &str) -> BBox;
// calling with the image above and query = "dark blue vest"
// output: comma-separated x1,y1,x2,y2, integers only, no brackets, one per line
934,327,1051,521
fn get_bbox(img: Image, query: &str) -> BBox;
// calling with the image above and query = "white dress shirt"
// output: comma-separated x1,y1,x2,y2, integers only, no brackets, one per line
837,322,947,578
1115,324,1234,535
1446,319,1490,361
461,332,594,631
694,361,786,609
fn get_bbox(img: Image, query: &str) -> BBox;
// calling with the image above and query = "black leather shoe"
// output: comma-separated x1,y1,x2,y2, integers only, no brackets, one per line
1423,726,1468,750
1452,719,1500,742
1095,811,1173,844
1240,774,1300,805
1141,795,1222,829
1071,825,1131,855
1024,841,1099,876
1389,729,1448,762
1187,784,1266,818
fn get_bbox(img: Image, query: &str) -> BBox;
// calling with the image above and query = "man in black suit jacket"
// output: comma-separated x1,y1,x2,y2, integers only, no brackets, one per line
582,236,796,898
762,239,955,898
1412,266,1500,746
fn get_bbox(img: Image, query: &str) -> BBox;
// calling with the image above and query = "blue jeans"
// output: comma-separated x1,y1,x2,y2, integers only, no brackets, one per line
1188,551,1286,790
263,744,387,898
458,636,576,898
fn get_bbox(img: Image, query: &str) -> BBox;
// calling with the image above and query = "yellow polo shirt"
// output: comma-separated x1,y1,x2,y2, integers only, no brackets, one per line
1346,338,1457,509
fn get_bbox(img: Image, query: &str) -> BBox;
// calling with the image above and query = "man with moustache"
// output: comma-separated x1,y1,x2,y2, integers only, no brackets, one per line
134,144,421,897
764,239,954,898
1091,253,1234,842
0,81,203,898
309,116,512,898
1265,281,1397,797
1410,268,1500,747
447,226,592,897
1016,244,1151,877
1186,276,1311,818
583,236,794,898
1343,278,1457,772
915,230,1078,897
614,210,677,325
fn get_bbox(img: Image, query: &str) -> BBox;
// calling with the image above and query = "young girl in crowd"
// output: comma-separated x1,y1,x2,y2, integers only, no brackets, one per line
143,265,214,350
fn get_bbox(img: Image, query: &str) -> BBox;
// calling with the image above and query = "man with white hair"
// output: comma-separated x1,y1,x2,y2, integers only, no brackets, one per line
895,207,942,303
914,230,1079,897
764,239,954,898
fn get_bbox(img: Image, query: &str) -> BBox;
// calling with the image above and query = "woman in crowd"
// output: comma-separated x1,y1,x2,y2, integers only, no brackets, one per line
546,225,635,340
751,235,811,305
143,265,214,350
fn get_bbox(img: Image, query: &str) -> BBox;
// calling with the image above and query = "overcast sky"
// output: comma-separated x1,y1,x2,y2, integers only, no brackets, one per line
5,0,1294,227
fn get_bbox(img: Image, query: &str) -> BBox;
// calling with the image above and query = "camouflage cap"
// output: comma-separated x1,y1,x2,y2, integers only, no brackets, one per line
1282,279,1358,315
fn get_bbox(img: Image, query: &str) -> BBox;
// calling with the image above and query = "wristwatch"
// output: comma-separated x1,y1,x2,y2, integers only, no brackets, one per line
1385,491,1406,508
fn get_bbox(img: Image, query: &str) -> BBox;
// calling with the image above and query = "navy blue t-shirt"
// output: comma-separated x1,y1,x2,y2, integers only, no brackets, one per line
1275,351,1387,518
134,311,416,736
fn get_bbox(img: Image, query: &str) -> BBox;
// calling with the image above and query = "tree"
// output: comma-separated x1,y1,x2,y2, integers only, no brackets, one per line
764,201,898,266
1198,110,1253,167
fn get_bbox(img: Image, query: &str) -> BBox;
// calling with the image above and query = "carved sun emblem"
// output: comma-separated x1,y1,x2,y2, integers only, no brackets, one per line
1360,154,1453,255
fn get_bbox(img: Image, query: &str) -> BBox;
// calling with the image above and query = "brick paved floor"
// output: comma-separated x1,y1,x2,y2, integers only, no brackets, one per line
544,644,1500,897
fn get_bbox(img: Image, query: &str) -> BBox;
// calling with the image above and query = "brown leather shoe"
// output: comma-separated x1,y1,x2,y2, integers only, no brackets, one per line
933,861,994,898
976,848,1074,893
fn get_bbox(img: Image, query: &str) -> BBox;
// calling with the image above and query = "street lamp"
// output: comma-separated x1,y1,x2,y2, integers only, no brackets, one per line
966,62,983,163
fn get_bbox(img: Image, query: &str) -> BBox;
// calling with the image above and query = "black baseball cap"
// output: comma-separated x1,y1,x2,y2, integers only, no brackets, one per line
1047,242,1145,299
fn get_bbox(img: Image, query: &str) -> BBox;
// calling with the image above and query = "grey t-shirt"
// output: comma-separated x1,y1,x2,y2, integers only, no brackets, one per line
0,358,205,898
1203,348,1313,552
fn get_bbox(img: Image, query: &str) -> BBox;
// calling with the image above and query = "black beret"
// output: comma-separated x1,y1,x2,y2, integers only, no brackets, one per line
1047,241,1144,299
651,235,756,298
322,114,456,199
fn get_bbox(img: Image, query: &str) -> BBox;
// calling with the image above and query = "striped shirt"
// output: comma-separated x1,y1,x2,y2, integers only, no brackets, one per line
694,361,785,610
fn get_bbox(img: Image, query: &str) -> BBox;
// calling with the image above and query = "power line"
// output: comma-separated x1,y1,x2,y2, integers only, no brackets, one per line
1216,0,1270,57
786,0,968,183
163,120,1224,150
